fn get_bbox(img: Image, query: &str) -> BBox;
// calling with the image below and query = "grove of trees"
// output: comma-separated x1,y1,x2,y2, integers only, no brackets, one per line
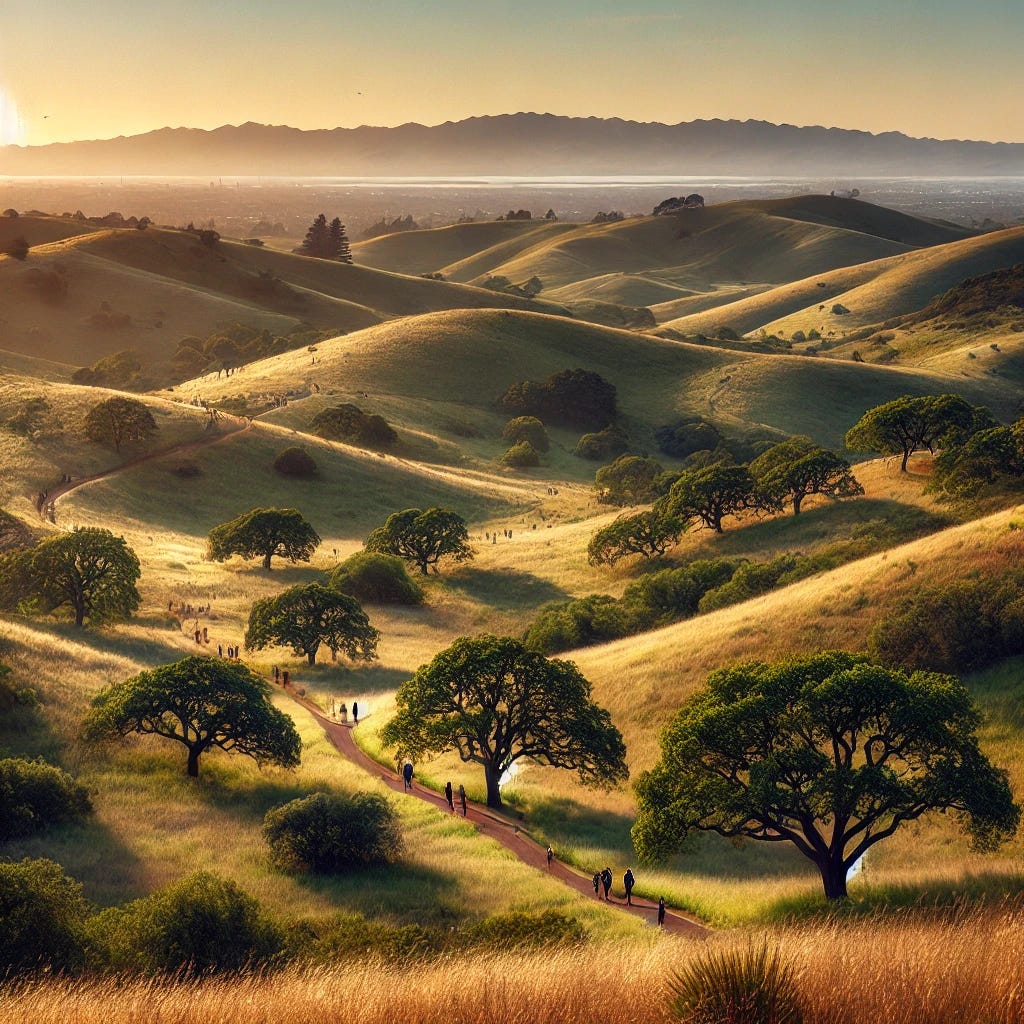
382,634,628,808
499,368,617,431
633,651,1019,900
297,214,353,262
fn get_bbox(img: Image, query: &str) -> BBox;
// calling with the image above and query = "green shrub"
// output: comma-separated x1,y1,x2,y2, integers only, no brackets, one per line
285,914,438,962
698,555,799,613
329,551,424,605
668,941,803,1024
501,440,540,468
262,792,404,873
501,415,549,452
523,594,633,654
89,872,282,974
0,858,89,975
869,575,1024,673
273,445,318,478
0,758,91,840
655,417,724,459
461,909,586,950
623,559,740,625
311,404,397,448
574,425,629,461
500,368,617,430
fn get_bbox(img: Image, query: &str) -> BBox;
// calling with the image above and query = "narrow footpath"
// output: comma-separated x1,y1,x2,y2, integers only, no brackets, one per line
287,689,708,938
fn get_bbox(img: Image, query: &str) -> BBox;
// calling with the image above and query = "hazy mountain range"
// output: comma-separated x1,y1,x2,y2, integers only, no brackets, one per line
2,113,1023,177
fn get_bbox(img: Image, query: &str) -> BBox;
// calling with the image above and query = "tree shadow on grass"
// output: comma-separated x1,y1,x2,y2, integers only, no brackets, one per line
443,566,569,612
518,793,640,859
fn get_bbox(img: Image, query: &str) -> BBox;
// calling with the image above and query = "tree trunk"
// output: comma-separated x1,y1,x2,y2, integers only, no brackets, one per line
186,748,200,778
263,551,273,569
417,561,429,575
307,650,316,666
74,602,85,627
484,762,503,809
900,448,910,473
818,857,848,901
793,493,803,515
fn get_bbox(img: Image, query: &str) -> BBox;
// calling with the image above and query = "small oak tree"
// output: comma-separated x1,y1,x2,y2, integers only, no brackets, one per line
381,634,628,809
84,397,157,453
0,527,141,627
84,656,301,778
594,455,663,506
750,437,863,515
207,507,320,570
365,507,472,575
245,582,379,666
633,651,1019,901
667,461,763,533
587,508,685,565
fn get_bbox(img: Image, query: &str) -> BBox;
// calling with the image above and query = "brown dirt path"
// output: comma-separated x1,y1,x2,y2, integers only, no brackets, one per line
36,412,251,521
286,688,708,939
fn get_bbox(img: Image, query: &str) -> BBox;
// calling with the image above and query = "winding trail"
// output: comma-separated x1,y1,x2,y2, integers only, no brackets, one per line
32,403,707,937
286,688,708,938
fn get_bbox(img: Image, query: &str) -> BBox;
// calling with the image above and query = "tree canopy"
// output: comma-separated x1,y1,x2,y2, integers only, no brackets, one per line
297,213,352,262
929,421,1024,498
245,582,379,666
365,507,473,575
750,437,863,514
311,404,397,448
499,368,617,430
633,651,1019,900
381,634,628,808
0,527,141,626
594,455,663,506
84,656,302,778
845,393,990,472
84,396,158,453
667,461,763,533
587,508,685,565
207,507,320,570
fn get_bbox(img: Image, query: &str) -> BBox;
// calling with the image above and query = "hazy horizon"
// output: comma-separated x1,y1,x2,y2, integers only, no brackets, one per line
2,0,1023,148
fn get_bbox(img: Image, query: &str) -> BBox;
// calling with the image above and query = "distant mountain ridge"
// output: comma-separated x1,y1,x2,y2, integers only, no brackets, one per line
2,113,1024,176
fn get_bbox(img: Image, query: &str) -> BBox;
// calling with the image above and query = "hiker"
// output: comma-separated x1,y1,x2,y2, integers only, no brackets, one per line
352,701,359,724
600,867,612,900
282,669,289,686
402,760,414,792
273,666,280,684
546,845,554,869
592,872,601,898
339,702,348,723
458,783,467,816
445,781,454,812
657,897,666,927
217,644,223,657
623,868,635,906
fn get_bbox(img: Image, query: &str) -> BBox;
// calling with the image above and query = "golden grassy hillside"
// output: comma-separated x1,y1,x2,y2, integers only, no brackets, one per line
352,219,571,277
0,212,97,248
177,307,1021,453
659,226,1024,339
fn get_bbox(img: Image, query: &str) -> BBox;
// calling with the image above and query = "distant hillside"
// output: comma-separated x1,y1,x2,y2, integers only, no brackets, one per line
905,263,1024,322
3,114,1024,176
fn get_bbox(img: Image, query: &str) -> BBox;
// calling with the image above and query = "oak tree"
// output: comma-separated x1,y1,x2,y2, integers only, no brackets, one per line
750,437,863,514
587,508,685,565
633,651,1019,901
84,656,301,778
84,397,157,453
381,634,628,809
365,507,472,575
207,507,320,570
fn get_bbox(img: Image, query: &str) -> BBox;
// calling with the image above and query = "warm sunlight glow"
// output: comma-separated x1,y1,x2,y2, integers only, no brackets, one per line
0,84,24,146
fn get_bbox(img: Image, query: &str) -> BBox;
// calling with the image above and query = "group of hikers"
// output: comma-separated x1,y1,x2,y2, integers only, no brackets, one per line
591,866,667,926
399,761,469,817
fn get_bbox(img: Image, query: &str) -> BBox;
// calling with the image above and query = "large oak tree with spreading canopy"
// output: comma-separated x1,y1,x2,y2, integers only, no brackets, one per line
381,634,628,809
633,651,1018,900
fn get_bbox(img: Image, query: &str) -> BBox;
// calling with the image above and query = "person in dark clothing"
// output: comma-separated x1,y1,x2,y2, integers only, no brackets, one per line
402,760,414,792
546,845,554,869
445,781,454,812
657,896,666,927
592,872,601,897
623,868,635,906
352,701,359,724
600,867,612,900
458,783,467,816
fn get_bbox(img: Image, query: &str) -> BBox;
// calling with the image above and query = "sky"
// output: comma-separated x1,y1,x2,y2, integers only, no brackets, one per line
1,0,1022,147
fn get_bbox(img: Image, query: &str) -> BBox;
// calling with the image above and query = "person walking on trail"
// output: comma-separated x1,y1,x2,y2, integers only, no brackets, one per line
352,701,359,725
592,872,601,898
657,896,666,927
458,783,467,816
402,760,414,792
546,845,554,869
623,868,635,906
445,781,454,812
600,867,612,900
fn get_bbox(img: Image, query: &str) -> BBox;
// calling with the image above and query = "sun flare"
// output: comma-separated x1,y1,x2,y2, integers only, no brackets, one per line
0,85,25,146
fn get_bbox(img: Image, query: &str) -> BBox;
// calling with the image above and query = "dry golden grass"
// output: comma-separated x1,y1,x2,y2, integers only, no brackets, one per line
6,905,1024,1024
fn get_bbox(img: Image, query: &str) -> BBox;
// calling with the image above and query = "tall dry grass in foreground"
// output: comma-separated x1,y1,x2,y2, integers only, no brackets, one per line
6,905,1024,1024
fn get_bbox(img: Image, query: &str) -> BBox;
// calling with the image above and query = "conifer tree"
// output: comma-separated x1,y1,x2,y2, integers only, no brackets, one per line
298,213,329,258
329,217,353,263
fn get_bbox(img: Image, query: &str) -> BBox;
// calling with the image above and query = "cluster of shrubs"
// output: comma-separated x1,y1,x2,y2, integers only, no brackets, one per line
655,415,775,464
870,568,1024,674
312,403,398,449
499,415,550,468
0,756,90,839
171,323,334,382
72,349,142,389
929,416,1024,500
499,368,616,431
329,551,424,605
0,857,586,976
